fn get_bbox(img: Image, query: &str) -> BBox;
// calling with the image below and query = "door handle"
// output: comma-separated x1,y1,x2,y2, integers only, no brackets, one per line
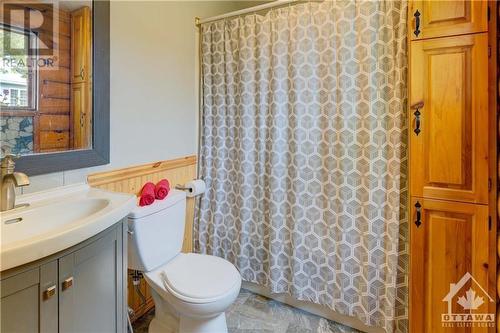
80,67,85,80
414,9,421,37
411,101,424,136
62,277,74,291
43,285,56,300
415,201,422,228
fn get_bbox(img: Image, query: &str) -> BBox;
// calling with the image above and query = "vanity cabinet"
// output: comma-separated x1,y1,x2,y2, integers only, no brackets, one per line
409,0,488,40
0,221,126,333
0,263,57,333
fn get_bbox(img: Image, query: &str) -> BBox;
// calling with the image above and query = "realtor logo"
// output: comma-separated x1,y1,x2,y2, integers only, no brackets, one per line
442,272,495,328
2,1,59,56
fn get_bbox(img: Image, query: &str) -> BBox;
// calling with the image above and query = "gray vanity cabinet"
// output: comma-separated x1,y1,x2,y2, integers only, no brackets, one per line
0,221,127,333
59,228,124,333
0,261,58,333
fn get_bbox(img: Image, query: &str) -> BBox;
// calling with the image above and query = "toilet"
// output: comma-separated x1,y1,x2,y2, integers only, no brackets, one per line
127,190,241,333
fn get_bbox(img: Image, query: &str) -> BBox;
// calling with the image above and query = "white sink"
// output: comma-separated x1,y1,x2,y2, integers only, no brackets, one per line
0,184,136,271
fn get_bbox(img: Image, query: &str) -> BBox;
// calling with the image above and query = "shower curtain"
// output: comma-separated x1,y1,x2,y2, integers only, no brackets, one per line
196,1,408,332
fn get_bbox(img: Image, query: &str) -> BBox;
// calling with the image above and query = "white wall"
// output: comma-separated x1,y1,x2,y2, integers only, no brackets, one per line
24,1,258,193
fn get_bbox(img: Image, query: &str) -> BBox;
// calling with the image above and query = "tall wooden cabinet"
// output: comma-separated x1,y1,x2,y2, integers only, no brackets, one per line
408,1,492,332
70,7,92,150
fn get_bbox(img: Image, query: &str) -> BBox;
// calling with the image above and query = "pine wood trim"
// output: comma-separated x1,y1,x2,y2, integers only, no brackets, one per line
87,155,197,187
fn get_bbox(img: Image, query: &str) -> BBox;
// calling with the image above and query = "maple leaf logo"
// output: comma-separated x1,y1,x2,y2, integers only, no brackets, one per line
457,289,484,310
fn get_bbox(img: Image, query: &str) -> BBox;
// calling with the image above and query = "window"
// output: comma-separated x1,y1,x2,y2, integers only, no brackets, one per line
0,25,37,110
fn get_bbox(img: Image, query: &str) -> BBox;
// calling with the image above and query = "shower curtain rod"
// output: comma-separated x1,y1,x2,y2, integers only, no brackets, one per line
195,0,317,26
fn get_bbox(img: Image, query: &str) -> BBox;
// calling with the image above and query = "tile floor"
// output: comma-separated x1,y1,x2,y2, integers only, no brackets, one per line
132,289,361,333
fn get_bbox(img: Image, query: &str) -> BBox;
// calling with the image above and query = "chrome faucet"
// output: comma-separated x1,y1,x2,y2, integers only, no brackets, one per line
1,155,30,212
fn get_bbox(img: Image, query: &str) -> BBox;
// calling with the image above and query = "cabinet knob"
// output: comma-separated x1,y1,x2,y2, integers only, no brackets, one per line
43,285,56,300
62,277,74,291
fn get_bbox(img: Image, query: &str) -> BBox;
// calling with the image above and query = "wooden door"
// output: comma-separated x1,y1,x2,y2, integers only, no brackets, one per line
410,197,492,333
409,0,488,40
71,7,90,83
409,34,489,204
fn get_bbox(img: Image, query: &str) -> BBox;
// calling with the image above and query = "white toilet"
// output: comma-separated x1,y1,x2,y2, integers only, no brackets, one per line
127,190,241,333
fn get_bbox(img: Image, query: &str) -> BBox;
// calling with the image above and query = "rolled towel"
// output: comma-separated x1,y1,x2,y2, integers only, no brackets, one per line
155,179,170,200
139,182,155,206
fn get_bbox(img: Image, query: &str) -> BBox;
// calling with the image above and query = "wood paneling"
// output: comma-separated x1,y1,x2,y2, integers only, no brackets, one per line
87,155,198,321
409,0,488,40
410,197,490,333
409,34,489,204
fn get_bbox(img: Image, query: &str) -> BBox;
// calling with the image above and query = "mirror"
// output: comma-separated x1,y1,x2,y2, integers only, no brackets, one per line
1,0,93,156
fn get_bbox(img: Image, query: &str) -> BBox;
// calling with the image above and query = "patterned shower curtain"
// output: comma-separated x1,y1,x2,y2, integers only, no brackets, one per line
196,1,408,332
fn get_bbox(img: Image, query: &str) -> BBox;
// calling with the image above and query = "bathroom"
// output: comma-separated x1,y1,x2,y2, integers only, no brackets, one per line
0,1,497,333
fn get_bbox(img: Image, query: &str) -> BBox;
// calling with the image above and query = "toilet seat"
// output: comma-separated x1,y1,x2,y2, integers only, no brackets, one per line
145,253,241,304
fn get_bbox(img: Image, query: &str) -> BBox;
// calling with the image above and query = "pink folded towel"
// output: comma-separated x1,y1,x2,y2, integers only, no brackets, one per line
139,182,155,206
155,179,170,200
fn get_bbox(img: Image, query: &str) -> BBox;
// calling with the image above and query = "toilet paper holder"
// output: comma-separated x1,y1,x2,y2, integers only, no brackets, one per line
175,185,192,192
174,179,206,197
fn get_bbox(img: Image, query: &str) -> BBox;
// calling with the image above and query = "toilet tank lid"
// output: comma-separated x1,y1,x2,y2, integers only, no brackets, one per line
128,190,186,219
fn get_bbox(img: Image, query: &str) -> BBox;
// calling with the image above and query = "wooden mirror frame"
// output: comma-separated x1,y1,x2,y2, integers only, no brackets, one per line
15,0,110,176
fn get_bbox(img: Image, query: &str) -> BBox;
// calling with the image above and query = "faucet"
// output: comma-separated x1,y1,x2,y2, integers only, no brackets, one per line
0,154,30,212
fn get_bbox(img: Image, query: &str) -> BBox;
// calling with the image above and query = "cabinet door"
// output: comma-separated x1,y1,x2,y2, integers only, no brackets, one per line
410,198,491,333
0,262,58,333
409,34,489,204
71,82,91,149
59,228,124,333
71,7,91,83
409,0,488,40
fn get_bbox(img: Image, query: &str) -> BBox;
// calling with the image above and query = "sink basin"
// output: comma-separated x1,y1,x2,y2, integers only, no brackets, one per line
0,184,136,271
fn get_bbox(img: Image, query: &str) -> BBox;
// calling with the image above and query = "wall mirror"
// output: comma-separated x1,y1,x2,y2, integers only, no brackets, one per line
0,0,109,175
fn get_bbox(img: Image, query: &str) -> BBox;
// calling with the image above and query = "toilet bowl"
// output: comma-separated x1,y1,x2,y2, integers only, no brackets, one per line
127,190,241,333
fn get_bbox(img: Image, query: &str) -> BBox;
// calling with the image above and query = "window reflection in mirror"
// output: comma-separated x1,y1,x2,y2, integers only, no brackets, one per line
0,1,93,156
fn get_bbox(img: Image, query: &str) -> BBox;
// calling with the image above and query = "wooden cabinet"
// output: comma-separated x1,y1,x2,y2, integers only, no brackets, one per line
71,7,91,84
0,222,126,333
409,0,488,40
408,2,493,332
410,198,490,333
70,6,92,150
409,33,489,204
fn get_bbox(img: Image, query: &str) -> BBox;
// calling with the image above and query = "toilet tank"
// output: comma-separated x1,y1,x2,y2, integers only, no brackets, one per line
128,190,187,272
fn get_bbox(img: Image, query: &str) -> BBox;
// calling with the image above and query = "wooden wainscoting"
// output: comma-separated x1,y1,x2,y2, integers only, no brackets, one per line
87,155,197,321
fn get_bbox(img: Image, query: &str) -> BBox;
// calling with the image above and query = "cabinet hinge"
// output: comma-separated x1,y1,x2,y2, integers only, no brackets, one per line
487,6,490,21
488,45,492,58
488,216,492,231
488,178,492,192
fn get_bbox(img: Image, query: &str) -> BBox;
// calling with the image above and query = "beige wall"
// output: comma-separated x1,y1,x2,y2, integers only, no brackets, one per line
24,1,262,193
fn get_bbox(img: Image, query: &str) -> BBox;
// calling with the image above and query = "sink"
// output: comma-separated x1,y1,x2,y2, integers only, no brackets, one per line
0,184,136,271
